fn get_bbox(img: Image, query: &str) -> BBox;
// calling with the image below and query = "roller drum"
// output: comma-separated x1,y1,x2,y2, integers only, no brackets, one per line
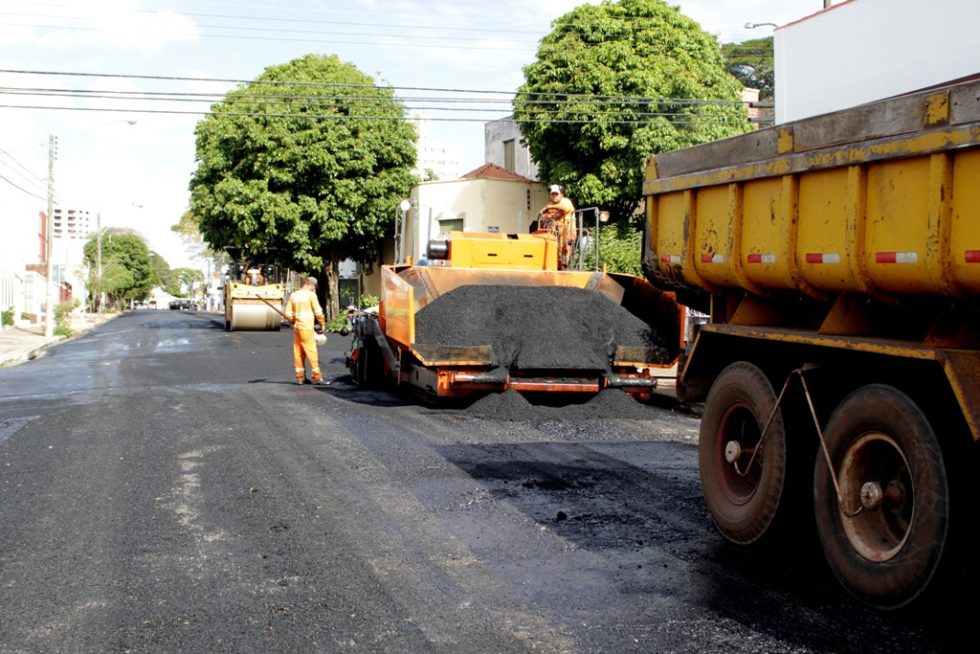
229,303,282,331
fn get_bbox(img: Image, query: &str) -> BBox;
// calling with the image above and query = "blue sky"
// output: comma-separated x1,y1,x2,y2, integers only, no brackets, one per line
0,0,822,270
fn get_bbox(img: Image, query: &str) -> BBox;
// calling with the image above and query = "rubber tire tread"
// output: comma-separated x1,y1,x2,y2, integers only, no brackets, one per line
699,361,788,545
813,384,949,610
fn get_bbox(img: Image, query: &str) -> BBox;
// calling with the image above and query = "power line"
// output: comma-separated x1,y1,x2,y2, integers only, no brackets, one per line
0,104,766,127
0,145,46,186
0,86,750,114
1,20,541,52
0,3,777,54
0,69,752,106
0,170,47,201
0,13,541,46
0,68,517,96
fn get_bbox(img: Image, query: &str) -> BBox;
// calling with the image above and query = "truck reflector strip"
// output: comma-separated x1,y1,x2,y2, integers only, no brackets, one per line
966,250,980,263
804,253,841,264
874,251,918,264
660,254,682,264
747,253,776,264
700,253,725,264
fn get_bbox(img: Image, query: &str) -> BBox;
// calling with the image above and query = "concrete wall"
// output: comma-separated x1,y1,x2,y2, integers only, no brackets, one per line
484,118,539,180
775,0,980,122
406,178,550,263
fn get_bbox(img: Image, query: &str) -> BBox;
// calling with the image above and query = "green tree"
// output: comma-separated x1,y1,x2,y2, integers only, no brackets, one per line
721,36,774,102
169,267,205,298
82,229,155,309
514,0,751,222
148,250,171,292
189,54,418,318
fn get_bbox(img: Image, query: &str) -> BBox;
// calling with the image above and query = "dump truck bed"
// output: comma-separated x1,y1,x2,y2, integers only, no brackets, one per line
644,78,980,302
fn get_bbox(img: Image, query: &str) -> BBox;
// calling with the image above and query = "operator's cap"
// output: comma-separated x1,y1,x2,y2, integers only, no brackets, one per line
548,184,561,194
305,276,318,287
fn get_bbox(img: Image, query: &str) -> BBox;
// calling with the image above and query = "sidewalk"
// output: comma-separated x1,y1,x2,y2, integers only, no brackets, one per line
0,312,116,368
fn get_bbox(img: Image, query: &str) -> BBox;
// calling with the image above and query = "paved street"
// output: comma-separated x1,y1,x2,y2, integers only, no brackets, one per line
0,311,975,653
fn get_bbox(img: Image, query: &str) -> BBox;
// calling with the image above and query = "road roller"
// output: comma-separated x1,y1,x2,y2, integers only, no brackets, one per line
224,264,285,331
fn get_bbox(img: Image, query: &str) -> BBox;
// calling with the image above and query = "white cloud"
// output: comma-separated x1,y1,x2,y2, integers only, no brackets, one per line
3,0,198,52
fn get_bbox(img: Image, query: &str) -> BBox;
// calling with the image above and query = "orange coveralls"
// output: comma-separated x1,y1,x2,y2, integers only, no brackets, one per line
285,287,326,383
540,196,576,268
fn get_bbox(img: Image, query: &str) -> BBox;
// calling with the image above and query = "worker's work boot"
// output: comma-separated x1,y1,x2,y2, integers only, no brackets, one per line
296,376,309,385
311,376,329,386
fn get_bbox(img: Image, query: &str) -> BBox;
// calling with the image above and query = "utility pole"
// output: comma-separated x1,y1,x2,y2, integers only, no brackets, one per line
43,134,57,339
96,212,103,312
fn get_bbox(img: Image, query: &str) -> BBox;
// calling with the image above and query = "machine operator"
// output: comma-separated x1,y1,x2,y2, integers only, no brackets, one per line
538,184,576,268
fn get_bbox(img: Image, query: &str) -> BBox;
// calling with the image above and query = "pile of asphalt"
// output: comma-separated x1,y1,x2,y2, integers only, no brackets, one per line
414,285,668,371
464,388,658,421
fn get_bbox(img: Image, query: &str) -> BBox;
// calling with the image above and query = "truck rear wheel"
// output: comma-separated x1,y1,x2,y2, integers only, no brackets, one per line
699,362,787,544
813,384,948,609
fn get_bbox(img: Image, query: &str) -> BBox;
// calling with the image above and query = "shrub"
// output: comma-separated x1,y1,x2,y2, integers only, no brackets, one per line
1,307,13,327
54,301,74,338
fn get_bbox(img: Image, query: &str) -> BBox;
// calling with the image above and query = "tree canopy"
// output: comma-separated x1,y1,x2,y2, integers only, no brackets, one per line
722,36,774,102
82,229,155,309
188,53,418,316
513,0,751,221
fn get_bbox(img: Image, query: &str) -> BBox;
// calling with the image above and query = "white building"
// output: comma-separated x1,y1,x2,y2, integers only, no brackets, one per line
409,115,463,181
50,206,96,308
400,163,549,264
775,0,980,123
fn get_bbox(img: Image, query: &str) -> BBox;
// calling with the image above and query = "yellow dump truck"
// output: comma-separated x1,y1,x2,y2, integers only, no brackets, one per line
643,77,980,609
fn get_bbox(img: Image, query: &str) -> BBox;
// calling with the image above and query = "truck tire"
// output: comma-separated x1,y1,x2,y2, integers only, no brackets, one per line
813,384,948,609
699,362,787,544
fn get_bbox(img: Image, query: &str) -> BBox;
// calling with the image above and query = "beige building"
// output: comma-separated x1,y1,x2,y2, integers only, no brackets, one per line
401,163,550,264
358,163,551,300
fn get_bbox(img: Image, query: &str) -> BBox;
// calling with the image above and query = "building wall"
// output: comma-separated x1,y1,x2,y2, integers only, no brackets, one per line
0,269,46,324
50,206,95,308
484,118,539,180
775,0,980,122
52,207,93,240
404,178,550,263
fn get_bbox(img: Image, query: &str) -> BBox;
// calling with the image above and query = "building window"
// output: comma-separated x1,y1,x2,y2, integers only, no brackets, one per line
504,139,515,171
439,218,464,233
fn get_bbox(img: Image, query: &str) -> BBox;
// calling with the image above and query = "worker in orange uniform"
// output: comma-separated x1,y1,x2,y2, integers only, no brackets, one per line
539,184,576,269
285,276,328,385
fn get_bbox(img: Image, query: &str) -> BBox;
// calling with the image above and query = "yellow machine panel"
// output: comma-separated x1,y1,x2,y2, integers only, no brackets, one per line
438,231,558,271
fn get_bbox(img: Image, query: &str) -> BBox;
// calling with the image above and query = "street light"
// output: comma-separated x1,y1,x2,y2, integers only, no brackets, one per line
744,22,778,29
396,198,411,263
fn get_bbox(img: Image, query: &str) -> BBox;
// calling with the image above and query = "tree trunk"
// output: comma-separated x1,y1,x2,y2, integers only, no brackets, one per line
323,258,341,320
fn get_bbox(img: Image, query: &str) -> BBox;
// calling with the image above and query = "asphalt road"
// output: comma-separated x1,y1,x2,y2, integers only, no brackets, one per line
0,310,976,653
